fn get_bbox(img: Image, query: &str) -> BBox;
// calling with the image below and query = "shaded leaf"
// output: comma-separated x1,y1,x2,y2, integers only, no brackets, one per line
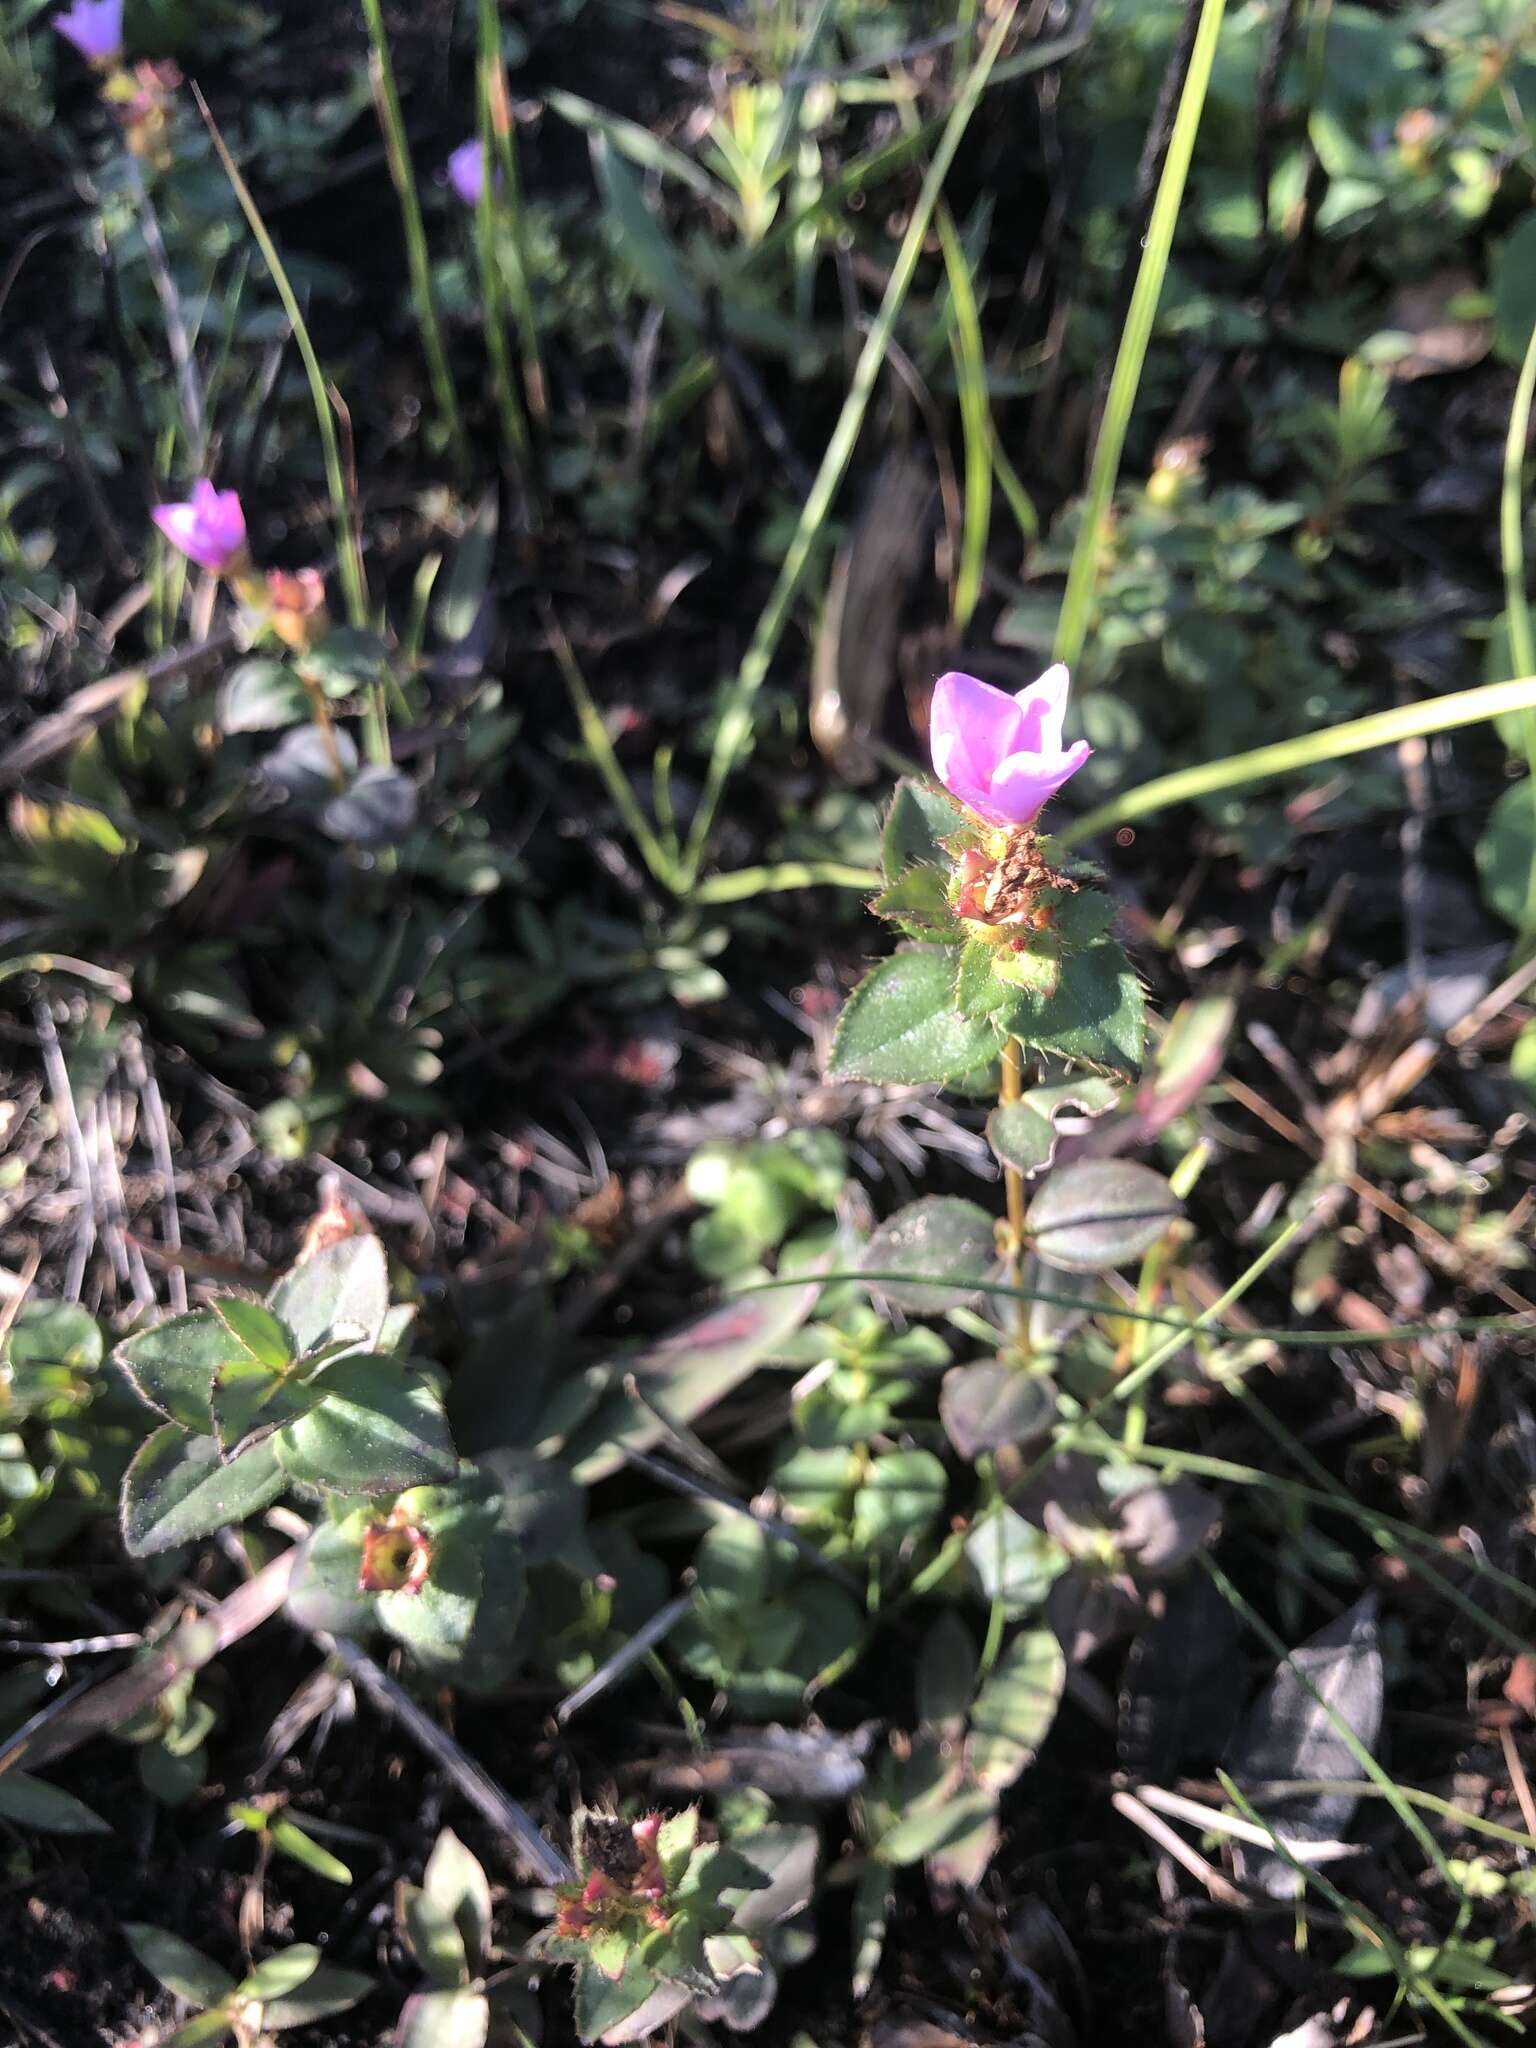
861,1197,996,1313
968,1629,1065,1789
882,779,965,882
1227,1595,1383,1898
395,1989,490,2048
116,1310,239,1432
0,1769,111,1835
121,1427,286,1557
125,1923,237,2007
940,1361,1055,1460
1026,1159,1179,1273
268,1235,389,1356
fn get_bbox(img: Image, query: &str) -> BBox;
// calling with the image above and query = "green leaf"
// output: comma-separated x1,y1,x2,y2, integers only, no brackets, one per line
985,1099,1056,1176
120,1427,286,1557
116,1310,239,1432
954,936,1016,1019
402,1888,469,1989
273,1357,456,1494
588,1926,632,1982
567,1275,822,1485
940,1361,1056,1460
422,1826,493,1978
850,1862,890,2000
212,1356,324,1455
964,1505,1067,1618
5,1300,102,1372
968,1628,1065,1789
1475,778,1536,931
871,865,961,941
377,1524,486,1668
218,660,308,733
269,1816,352,1885
830,951,999,1085
1006,939,1146,1077
433,493,498,644
0,1769,111,1835
991,937,1062,996
1494,214,1536,365
861,1196,996,1313
262,1962,373,2030
395,1988,490,2048
1025,1159,1180,1272
125,1923,238,2007
852,1448,947,1556
240,1947,321,2001
573,1954,659,2044
882,779,965,882
212,1299,294,1372
656,1809,699,1889
917,1611,978,1738
267,1236,390,1357
591,134,703,331
874,1788,1000,1866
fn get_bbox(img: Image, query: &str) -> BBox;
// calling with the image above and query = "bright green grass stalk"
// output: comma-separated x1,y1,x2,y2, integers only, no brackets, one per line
479,0,547,429
936,206,991,631
194,87,369,629
1500,305,1536,926
1052,0,1228,672
359,0,470,474
1057,670,1536,847
677,0,1023,892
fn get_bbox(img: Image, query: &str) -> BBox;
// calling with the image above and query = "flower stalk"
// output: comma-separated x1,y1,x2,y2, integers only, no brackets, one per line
997,1034,1030,1356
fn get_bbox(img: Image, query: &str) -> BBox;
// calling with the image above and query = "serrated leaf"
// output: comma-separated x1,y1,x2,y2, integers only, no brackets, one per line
120,1427,286,1557
0,1769,111,1835
881,778,966,881
1009,940,1147,1076
992,937,1062,995
267,1236,389,1358
871,865,961,940
830,951,999,1085
125,1923,238,2007
212,1299,294,1372
273,1356,456,1494
574,1954,659,2043
656,1808,699,1889
968,1628,1065,1789
116,1310,238,1432
862,1196,996,1313
1026,1159,1180,1272
954,936,1016,1019
940,1361,1056,1460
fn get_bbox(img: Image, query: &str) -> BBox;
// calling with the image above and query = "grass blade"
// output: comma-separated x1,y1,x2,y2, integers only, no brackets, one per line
1052,0,1228,672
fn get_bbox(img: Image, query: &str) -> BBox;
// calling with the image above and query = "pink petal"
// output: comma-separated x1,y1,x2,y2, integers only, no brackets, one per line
1011,662,1071,755
930,671,1024,812
988,739,1093,826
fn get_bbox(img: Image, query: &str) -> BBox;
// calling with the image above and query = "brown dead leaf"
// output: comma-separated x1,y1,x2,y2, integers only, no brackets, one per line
1379,268,1491,380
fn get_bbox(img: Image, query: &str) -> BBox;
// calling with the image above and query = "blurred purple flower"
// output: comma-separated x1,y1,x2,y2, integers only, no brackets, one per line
151,480,247,574
929,666,1092,829
53,0,123,62
447,138,487,207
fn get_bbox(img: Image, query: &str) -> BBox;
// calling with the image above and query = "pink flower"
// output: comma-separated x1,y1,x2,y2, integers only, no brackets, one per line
447,139,487,207
52,0,122,62
929,666,1092,829
151,481,247,574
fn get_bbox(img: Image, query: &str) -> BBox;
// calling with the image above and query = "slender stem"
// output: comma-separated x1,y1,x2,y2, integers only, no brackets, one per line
480,0,547,425
1052,0,1228,672
1500,292,1536,927
473,15,536,500
299,675,349,790
998,1036,1029,1352
360,0,470,474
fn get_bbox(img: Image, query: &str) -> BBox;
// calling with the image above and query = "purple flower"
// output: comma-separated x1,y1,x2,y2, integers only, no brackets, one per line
151,481,248,574
929,666,1092,829
52,0,123,62
447,138,487,207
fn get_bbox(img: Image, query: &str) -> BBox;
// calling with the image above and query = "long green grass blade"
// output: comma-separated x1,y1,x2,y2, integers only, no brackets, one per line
678,0,1023,892
359,0,469,474
1059,671,1536,847
1052,0,1228,672
194,87,369,627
